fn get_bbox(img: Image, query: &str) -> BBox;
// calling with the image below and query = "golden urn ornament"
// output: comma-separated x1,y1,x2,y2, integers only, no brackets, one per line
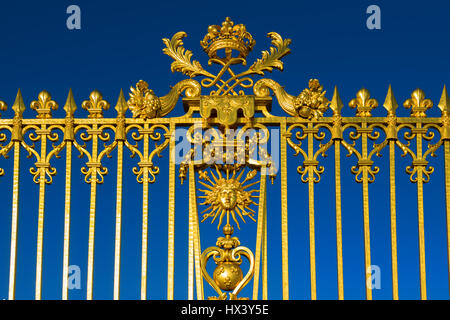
201,224,255,300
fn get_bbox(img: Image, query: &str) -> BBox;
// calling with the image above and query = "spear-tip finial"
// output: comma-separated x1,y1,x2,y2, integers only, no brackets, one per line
115,89,128,117
329,86,343,116
12,89,26,118
64,88,77,118
383,84,398,116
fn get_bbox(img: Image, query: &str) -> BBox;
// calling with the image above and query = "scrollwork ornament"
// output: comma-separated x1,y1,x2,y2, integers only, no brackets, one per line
125,124,170,184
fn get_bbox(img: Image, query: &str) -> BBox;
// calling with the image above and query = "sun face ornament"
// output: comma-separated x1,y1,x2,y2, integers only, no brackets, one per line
198,165,259,230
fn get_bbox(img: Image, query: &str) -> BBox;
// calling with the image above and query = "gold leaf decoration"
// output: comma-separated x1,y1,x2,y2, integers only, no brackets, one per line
162,32,207,78
248,32,291,75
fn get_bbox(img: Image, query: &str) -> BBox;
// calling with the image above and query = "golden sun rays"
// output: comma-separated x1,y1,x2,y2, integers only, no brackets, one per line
198,165,259,230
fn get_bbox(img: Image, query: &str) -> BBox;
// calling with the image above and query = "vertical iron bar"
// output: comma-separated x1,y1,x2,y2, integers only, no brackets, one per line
361,123,372,300
113,140,124,300
141,123,149,300
252,171,267,300
62,141,72,300
334,140,344,300
445,140,450,298
389,140,399,300
8,141,21,300
280,121,289,300
167,122,176,300
35,126,48,300
307,124,317,300
86,125,99,300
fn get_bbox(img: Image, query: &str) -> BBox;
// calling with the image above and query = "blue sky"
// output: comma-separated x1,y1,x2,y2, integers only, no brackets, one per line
0,0,449,300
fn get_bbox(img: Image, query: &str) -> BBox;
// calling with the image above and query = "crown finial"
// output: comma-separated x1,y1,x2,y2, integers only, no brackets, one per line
200,17,255,64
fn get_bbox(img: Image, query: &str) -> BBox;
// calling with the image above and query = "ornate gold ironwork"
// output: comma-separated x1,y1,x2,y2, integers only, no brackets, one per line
200,17,255,63
0,17,449,301
162,17,290,97
201,224,254,300
198,165,258,230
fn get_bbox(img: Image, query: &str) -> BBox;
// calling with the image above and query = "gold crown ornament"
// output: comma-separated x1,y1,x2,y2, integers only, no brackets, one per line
200,17,256,64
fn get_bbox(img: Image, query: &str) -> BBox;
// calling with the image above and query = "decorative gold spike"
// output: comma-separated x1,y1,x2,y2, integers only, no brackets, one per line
11,89,25,142
329,86,343,116
0,100,7,118
438,85,450,116
30,90,58,119
383,85,398,117
403,88,433,118
383,85,398,140
439,85,450,140
330,86,344,140
115,89,128,117
82,89,110,118
115,89,127,141
63,89,76,142
63,88,77,118
349,88,378,117
12,89,26,119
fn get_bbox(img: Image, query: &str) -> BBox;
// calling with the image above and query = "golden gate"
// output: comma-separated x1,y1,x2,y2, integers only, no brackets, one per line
0,17,449,300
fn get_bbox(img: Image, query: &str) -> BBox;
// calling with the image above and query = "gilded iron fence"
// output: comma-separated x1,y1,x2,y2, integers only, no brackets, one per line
0,17,449,300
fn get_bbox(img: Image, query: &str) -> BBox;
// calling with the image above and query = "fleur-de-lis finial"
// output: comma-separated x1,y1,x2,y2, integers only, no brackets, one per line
30,90,58,119
383,85,398,117
82,89,110,118
0,100,6,118
63,88,77,118
349,88,378,117
403,88,433,118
